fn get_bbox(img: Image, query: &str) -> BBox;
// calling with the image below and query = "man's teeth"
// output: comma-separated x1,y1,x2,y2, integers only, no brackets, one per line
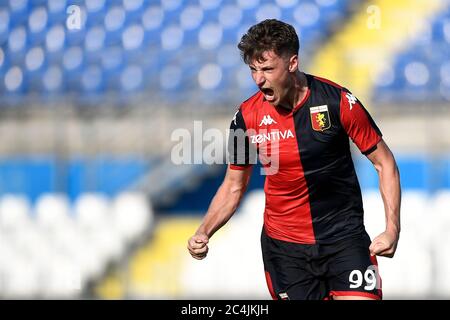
265,93,274,100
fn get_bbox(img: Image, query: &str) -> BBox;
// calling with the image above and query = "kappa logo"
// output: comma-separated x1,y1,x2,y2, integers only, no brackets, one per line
259,115,277,126
346,93,357,110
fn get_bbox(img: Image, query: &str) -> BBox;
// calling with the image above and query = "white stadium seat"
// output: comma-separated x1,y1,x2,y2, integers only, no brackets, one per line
74,193,111,231
52,223,103,283
74,193,125,267
86,227,125,265
111,192,153,243
1,253,40,299
0,195,32,231
40,253,82,299
35,193,73,232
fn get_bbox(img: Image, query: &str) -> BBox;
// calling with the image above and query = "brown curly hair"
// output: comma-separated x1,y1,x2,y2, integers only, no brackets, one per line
237,19,299,64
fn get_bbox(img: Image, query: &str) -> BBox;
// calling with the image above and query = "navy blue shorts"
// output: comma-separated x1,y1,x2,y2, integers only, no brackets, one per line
261,228,382,300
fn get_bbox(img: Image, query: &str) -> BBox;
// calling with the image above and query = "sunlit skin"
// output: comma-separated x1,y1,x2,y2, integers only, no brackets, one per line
249,50,308,111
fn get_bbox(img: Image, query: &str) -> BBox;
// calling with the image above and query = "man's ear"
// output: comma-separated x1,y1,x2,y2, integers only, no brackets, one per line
288,55,299,73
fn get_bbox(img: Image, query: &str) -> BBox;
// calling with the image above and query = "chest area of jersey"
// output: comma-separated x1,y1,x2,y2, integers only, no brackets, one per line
249,106,342,165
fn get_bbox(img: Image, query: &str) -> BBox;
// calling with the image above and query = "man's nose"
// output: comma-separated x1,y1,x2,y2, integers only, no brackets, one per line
254,72,265,87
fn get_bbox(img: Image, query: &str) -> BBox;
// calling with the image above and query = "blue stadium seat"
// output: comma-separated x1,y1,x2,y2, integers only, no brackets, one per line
27,6,48,46
7,0,30,28
46,0,67,24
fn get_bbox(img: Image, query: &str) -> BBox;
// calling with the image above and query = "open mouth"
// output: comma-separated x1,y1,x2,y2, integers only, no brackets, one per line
261,88,275,101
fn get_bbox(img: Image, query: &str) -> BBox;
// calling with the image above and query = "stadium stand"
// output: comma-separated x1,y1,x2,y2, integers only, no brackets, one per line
373,3,450,103
0,191,152,298
310,0,448,103
0,0,358,105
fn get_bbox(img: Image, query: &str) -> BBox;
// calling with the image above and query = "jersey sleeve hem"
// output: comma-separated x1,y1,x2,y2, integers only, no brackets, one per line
361,135,383,155
229,164,253,170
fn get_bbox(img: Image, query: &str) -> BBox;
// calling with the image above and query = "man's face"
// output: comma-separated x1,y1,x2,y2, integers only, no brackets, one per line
249,50,297,107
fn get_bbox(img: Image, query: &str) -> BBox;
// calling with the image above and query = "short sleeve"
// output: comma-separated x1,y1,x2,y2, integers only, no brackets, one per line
339,90,382,155
228,108,256,169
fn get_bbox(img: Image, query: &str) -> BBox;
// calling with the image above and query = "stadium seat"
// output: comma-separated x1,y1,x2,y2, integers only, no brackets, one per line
74,192,110,231
34,193,72,232
1,253,41,299
111,192,153,244
40,253,82,298
0,194,31,231
52,221,105,283
87,225,125,264
74,193,125,264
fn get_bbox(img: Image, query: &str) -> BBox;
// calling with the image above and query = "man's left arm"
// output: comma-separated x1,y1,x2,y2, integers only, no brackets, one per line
366,139,401,258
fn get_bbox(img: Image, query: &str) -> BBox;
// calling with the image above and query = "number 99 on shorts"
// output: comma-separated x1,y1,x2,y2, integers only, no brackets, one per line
348,265,381,290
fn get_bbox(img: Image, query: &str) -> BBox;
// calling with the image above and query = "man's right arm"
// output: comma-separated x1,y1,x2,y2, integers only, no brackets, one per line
187,165,252,260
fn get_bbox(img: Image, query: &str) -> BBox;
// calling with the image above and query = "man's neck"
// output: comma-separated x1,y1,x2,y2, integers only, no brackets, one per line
291,71,308,106
279,72,308,111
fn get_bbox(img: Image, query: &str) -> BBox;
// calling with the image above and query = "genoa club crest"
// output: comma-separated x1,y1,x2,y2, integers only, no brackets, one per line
310,105,331,131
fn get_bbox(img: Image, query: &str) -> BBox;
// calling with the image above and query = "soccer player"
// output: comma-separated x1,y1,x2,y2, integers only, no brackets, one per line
187,19,401,300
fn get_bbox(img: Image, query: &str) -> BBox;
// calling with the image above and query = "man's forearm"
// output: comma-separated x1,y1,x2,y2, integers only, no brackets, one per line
196,182,246,238
378,162,401,235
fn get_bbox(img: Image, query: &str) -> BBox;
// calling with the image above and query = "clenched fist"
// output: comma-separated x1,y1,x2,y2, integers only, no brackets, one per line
187,233,209,260
369,229,399,258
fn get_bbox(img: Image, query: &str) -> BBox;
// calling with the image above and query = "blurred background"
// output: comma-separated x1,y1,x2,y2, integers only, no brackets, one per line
0,0,449,299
